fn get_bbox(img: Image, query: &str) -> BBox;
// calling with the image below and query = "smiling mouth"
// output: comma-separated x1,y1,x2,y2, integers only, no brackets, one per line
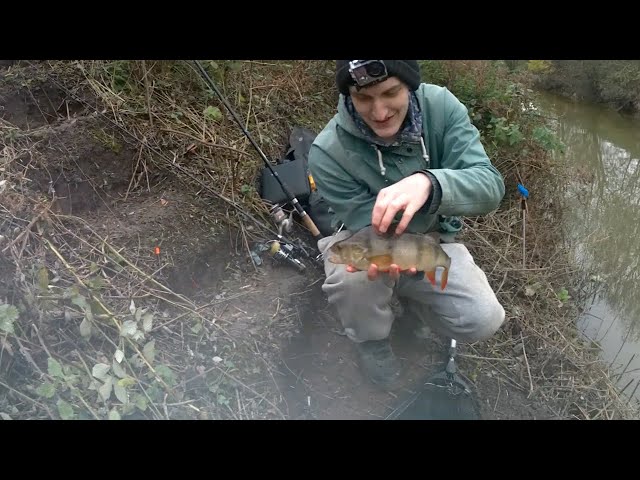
374,116,394,126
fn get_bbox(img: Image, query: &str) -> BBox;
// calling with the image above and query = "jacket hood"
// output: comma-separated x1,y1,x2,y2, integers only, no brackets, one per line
335,94,369,140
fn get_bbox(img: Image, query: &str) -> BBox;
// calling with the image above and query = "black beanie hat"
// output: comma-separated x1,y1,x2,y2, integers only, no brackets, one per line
335,60,421,95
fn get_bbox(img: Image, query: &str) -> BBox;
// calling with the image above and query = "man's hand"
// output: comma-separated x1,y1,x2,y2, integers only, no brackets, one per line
346,263,418,281
372,172,432,236
344,173,431,281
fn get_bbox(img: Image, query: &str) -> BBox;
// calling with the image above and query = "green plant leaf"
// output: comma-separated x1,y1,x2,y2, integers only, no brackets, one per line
48,357,64,378
122,401,136,416
112,359,127,379
203,106,222,121
98,376,113,401
134,395,148,411
114,383,129,404
0,304,19,334
86,276,105,291
56,399,75,420
117,377,136,388
108,408,121,420
155,364,176,386
557,288,571,302
36,382,57,398
147,384,163,402
71,293,89,311
120,320,138,338
79,317,92,338
115,349,125,363
92,363,110,381
143,340,155,364
142,313,153,333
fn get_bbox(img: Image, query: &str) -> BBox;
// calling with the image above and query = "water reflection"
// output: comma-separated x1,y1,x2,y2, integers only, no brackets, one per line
535,92,640,339
534,91,640,403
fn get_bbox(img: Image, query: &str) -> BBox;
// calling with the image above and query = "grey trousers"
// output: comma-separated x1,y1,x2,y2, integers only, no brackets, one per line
318,230,506,344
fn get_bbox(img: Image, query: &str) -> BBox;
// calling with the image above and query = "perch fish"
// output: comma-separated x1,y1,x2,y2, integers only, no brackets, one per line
327,225,451,290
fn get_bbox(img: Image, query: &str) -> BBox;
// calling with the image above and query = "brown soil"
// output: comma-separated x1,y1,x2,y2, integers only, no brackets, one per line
0,61,563,420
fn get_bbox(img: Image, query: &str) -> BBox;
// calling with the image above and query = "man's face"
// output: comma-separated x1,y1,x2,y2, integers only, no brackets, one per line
349,77,410,140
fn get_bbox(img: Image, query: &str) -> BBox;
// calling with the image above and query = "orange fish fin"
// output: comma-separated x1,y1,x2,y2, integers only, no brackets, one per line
425,269,436,286
368,254,394,271
440,268,449,291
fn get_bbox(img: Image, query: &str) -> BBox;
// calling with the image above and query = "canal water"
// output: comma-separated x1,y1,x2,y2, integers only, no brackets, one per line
534,90,640,405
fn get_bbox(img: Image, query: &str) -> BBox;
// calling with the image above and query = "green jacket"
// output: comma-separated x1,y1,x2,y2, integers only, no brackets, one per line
308,83,505,236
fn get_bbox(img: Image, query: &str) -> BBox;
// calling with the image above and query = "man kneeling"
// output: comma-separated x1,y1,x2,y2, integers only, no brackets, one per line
308,60,506,388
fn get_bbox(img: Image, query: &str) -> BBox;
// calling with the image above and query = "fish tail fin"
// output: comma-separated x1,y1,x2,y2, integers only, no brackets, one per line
440,267,449,291
439,255,451,290
425,269,436,287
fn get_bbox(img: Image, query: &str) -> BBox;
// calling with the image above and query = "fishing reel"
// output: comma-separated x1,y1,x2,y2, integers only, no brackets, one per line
263,203,321,270
269,204,294,237
268,240,306,272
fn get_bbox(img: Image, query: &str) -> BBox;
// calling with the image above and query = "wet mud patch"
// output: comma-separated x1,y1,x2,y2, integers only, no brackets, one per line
213,257,315,340
165,243,228,297
472,374,562,419
0,73,86,130
17,117,141,215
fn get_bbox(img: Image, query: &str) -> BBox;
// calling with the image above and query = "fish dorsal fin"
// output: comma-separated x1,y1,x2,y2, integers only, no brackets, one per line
380,222,442,243
382,223,402,238
385,224,442,243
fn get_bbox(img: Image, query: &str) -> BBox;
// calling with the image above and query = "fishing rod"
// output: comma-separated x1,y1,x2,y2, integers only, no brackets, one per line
190,60,323,241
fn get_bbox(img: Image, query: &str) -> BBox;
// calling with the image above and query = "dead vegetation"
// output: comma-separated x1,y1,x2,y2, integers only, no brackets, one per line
457,172,639,419
0,60,325,420
1,59,638,420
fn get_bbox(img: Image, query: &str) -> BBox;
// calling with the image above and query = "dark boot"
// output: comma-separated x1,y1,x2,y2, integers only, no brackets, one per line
355,339,401,388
